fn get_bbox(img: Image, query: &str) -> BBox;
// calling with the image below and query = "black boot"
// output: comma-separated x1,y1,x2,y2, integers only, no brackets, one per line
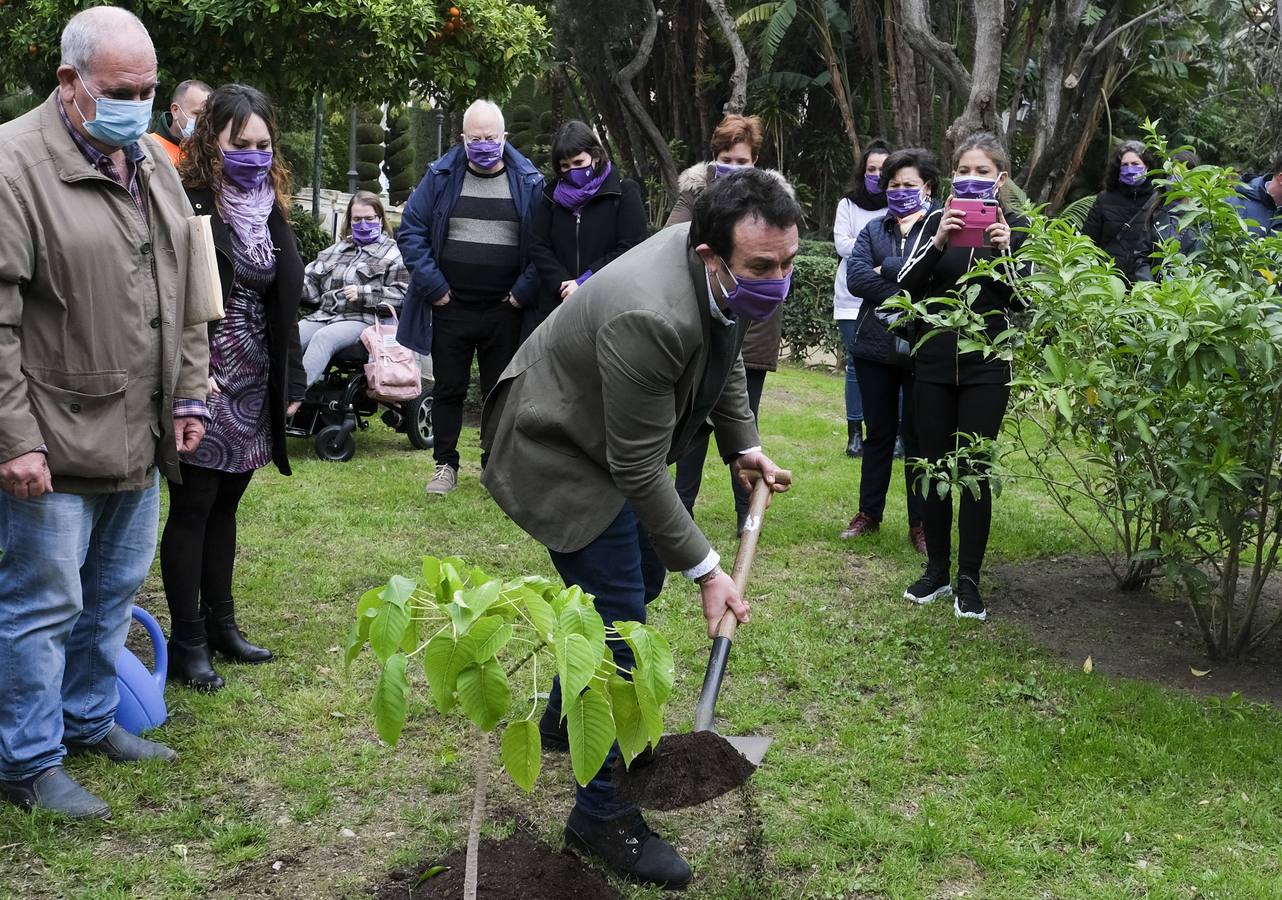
565,807,692,888
845,420,864,458
166,625,225,692
205,599,273,663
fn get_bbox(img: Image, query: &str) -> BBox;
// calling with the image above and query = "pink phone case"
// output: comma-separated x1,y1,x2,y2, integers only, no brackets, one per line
951,198,999,248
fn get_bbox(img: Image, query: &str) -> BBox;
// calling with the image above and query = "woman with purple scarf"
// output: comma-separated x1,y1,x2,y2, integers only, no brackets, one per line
528,120,648,325
163,84,305,691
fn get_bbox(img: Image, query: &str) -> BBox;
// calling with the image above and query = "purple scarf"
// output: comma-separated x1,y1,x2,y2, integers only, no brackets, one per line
218,180,277,269
552,161,613,215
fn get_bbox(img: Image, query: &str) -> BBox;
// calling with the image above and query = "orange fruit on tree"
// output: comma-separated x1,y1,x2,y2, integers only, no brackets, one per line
28,44,39,54
449,6,461,16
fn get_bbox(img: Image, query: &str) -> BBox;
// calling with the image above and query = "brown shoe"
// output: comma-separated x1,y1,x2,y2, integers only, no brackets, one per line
908,525,928,555
841,512,880,538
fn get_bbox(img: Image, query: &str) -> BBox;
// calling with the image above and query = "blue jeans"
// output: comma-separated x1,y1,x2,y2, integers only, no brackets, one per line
838,320,864,423
0,475,160,780
547,503,666,819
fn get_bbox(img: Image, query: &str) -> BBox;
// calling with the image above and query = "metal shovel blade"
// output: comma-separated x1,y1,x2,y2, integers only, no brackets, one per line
722,733,771,767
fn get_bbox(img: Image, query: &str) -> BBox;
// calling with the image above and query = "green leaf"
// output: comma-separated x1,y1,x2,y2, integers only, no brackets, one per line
615,622,675,704
420,556,443,599
608,676,649,766
384,574,417,608
343,619,364,669
369,601,411,664
423,632,477,714
1054,388,1074,424
468,616,513,662
633,674,666,747
524,594,557,644
558,600,606,646
373,653,410,746
500,719,542,792
557,632,598,700
567,689,615,786
356,586,385,640
446,580,501,633
456,658,510,730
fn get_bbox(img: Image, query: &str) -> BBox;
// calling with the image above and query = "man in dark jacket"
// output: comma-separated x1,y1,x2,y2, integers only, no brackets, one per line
1229,156,1282,237
396,99,544,497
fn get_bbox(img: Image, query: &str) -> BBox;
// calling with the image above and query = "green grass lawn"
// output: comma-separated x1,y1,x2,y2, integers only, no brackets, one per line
2,363,1280,899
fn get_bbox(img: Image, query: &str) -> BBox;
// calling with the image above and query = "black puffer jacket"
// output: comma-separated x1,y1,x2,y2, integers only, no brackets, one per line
528,166,648,320
1082,185,1157,282
896,207,1029,386
845,207,938,365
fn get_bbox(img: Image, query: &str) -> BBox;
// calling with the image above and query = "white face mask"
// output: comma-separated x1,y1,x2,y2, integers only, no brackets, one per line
176,105,197,139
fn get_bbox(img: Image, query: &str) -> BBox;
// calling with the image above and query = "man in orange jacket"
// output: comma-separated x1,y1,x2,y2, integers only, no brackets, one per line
149,79,210,166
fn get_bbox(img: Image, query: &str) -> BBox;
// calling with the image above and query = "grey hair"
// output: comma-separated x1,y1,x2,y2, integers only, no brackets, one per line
462,99,505,133
60,6,151,73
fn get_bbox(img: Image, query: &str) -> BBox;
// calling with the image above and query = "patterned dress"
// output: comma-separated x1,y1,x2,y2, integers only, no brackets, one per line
182,238,277,473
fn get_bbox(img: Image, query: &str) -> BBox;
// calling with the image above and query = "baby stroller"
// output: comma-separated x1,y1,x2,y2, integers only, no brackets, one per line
286,342,434,462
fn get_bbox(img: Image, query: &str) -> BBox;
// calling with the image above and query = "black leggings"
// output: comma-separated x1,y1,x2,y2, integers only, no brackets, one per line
160,463,254,630
913,381,1010,579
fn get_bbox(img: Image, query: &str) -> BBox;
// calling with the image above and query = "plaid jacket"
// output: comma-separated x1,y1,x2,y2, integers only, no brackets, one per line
301,233,409,325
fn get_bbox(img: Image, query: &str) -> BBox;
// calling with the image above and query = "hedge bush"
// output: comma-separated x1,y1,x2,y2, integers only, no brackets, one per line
782,253,841,362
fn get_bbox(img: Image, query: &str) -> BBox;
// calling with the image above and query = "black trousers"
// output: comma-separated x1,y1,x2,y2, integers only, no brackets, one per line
430,298,523,468
853,358,923,526
160,463,254,635
913,380,1010,579
674,367,767,523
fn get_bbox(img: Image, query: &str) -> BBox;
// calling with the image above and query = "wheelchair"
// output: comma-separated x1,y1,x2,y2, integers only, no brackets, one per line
285,343,433,462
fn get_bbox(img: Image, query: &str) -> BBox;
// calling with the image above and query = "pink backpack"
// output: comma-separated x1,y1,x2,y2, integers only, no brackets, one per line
361,304,421,403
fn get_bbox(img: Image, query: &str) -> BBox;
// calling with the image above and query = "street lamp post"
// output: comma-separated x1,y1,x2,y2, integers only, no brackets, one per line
347,106,358,195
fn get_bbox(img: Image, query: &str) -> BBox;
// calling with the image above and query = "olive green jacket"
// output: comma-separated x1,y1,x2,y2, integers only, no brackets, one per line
0,93,209,493
480,223,758,571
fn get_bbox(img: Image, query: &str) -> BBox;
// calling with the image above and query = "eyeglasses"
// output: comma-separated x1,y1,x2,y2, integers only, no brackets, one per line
462,132,505,143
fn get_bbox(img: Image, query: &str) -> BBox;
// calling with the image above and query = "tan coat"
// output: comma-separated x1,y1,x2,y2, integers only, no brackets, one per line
480,224,758,571
665,162,784,371
0,93,209,494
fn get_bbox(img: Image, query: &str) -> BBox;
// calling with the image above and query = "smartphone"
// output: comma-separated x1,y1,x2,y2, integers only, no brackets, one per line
950,198,1000,249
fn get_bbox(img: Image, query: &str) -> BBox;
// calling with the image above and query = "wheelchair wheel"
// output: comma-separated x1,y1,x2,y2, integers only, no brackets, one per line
405,388,434,450
315,424,356,462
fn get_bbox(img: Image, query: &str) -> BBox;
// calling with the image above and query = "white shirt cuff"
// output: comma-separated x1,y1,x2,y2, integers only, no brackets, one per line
738,446,761,455
683,549,720,581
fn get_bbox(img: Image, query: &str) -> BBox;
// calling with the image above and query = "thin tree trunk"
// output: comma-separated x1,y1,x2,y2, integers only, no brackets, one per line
897,0,972,99
706,0,750,115
463,733,491,900
614,0,680,192
808,0,862,165
945,0,1005,143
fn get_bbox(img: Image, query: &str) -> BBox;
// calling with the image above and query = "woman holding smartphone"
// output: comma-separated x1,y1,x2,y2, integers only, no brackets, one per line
895,132,1026,621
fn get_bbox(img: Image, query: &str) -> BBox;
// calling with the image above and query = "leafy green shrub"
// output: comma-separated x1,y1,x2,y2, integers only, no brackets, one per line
289,205,331,265
798,238,836,259
782,253,840,361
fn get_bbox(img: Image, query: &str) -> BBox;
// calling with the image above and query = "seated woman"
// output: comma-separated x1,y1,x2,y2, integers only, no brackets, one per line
298,191,410,387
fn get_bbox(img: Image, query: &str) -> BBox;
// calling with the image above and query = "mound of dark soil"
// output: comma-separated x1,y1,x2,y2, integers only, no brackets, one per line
612,730,758,811
373,834,621,900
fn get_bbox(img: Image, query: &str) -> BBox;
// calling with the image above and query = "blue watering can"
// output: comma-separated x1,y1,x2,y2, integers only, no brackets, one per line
114,606,168,735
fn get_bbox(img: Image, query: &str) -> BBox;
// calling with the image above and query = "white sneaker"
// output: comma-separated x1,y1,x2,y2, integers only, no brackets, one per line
425,464,458,496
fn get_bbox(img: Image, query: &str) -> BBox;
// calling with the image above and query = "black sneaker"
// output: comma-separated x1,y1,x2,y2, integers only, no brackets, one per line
565,806,692,888
538,702,569,753
904,565,952,605
954,576,988,621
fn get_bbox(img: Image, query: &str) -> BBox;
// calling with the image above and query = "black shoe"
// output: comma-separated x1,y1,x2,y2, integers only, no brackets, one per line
845,421,864,458
66,724,178,763
904,564,952,605
954,575,988,621
538,702,569,753
205,600,273,663
893,436,906,459
564,807,692,889
167,635,225,692
1,767,111,819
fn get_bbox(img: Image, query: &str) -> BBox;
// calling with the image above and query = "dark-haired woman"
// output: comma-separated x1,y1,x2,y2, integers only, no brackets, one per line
834,139,891,458
1083,140,1158,282
842,148,938,553
161,84,305,690
529,120,648,325
896,132,1027,621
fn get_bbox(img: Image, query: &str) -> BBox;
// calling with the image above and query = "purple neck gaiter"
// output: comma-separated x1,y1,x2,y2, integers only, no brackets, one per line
553,161,613,215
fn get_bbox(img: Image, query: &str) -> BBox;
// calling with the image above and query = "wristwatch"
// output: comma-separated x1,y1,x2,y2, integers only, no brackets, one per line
694,564,723,586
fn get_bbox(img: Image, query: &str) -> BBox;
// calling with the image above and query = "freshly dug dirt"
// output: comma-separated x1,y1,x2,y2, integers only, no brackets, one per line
612,730,758,811
991,555,1282,707
373,834,622,900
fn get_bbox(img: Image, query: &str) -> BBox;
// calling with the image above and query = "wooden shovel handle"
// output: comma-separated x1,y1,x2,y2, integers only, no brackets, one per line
713,467,792,640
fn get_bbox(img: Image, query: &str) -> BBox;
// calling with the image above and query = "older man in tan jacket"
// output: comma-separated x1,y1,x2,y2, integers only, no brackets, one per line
0,7,209,820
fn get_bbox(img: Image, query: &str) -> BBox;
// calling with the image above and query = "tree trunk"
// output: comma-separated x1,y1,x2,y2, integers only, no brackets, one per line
807,0,862,165
945,0,1005,144
853,0,890,139
463,733,491,900
614,0,680,192
897,0,972,100
706,0,750,115
885,0,923,145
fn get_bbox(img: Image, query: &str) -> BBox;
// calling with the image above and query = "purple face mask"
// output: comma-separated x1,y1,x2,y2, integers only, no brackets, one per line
715,257,791,323
222,149,273,192
951,177,998,200
465,139,504,170
886,187,926,219
714,162,751,180
563,165,594,188
1119,163,1147,186
351,220,382,245
864,172,883,195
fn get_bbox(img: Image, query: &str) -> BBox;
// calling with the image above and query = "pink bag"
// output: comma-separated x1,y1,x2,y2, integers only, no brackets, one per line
361,304,421,403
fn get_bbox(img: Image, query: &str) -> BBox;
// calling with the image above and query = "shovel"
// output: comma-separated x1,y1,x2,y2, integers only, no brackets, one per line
613,467,792,810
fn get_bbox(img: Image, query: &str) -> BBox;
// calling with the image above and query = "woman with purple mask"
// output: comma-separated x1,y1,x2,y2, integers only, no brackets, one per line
1082,139,1159,282
528,120,648,324
297,191,410,387
164,84,306,691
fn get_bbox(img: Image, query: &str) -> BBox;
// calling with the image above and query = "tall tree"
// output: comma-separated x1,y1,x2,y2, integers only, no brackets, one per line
706,0,750,114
